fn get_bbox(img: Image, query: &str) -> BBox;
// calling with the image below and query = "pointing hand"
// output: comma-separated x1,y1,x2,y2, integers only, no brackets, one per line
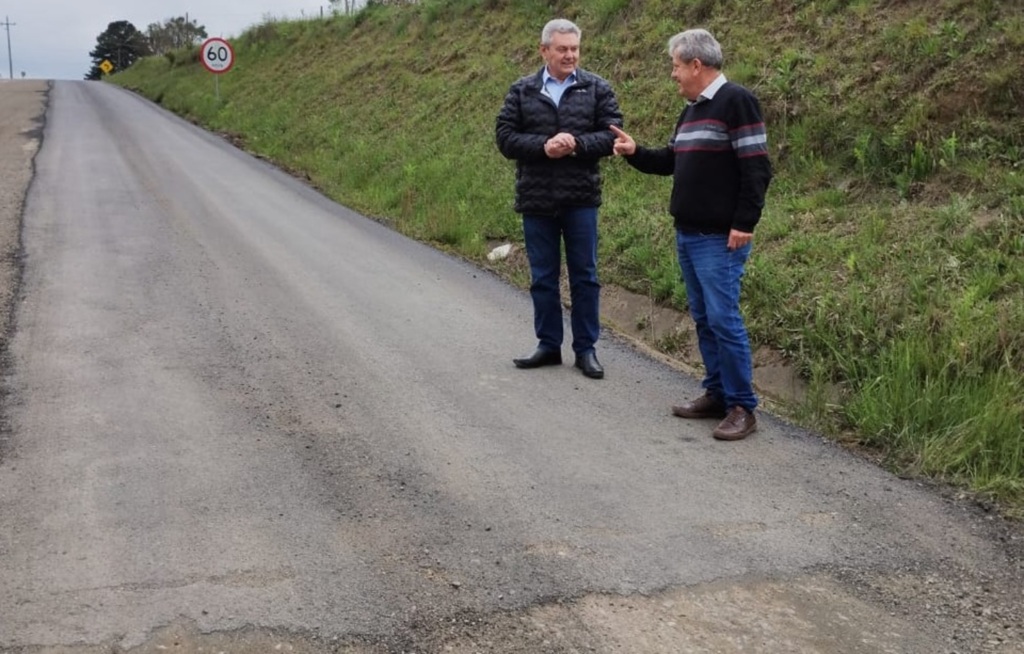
609,125,636,156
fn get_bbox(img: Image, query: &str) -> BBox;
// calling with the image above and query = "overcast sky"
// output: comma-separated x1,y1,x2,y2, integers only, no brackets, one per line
2,1,354,80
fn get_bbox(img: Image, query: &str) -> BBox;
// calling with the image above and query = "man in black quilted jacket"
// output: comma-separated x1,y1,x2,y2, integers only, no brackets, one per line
496,18,623,380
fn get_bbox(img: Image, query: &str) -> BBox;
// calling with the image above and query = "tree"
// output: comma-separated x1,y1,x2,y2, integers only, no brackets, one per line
146,16,207,55
329,0,375,14
85,21,150,80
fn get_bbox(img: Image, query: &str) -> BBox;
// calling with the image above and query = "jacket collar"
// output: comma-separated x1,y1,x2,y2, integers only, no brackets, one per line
532,66,591,89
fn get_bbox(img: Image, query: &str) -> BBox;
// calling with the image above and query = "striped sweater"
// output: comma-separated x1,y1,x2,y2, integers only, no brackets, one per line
625,81,772,234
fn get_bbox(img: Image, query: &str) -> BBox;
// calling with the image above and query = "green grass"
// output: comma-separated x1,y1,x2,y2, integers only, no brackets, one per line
113,0,1024,513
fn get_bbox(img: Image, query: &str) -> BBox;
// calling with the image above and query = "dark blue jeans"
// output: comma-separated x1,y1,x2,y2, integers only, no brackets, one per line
676,231,757,411
522,208,600,355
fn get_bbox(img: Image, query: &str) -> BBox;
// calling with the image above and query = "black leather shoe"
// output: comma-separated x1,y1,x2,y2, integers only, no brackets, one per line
574,351,604,379
513,348,562,369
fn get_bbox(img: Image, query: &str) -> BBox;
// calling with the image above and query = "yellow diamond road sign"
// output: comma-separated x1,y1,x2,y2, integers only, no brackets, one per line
99,59,113,74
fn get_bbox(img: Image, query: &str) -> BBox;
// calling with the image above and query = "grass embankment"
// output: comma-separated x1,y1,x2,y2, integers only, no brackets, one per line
113,0,1024,512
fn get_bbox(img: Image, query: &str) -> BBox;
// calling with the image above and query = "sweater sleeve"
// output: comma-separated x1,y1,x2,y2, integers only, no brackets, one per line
622,108,686,176
730,93,772,233
495,82,549,162
623,145,675,176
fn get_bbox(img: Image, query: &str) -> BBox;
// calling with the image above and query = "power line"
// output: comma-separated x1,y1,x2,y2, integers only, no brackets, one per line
2,15,14,80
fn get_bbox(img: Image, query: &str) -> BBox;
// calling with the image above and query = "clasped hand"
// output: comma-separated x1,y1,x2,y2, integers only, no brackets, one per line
545,132,577,158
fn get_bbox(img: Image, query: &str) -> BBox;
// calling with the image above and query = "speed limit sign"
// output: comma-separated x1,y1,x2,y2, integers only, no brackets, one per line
200,37,235,74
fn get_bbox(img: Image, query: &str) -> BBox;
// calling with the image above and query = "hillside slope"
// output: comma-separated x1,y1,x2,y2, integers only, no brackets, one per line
112,0,1024,510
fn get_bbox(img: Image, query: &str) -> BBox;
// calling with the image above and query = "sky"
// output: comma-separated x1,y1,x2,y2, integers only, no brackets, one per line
1,1,359,80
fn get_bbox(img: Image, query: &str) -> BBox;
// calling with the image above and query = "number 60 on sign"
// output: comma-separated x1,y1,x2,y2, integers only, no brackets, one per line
200,37,235,74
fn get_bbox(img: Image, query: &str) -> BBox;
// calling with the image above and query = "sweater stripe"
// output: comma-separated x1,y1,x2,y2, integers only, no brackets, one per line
732,122,768,157
674,118,730,152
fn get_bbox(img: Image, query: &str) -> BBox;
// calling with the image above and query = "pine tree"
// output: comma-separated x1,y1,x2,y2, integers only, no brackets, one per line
85,21,151,80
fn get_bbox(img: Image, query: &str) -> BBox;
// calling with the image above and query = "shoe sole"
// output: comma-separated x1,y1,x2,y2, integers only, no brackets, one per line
712,425,757,441
574,363,604,379
671,406,727,420
513,357,562,369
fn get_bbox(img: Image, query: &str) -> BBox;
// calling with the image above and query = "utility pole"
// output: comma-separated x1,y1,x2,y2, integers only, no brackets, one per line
2,16,14,80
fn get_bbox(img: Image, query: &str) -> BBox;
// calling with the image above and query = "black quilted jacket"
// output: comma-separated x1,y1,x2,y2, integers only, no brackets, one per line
496,67,623,216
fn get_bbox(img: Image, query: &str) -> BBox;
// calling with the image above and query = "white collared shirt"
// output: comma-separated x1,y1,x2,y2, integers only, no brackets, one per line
694,73,728,104
542,69,577,106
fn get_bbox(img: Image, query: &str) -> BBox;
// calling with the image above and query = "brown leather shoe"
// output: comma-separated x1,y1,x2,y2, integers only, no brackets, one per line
671,393,726,419
712,407,757,441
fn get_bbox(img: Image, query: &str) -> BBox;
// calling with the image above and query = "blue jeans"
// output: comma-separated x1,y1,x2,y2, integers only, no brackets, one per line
522,208,600,355
676,231,757,411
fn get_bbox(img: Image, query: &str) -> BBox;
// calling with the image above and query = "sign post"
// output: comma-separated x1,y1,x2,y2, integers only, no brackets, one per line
199,37,234,100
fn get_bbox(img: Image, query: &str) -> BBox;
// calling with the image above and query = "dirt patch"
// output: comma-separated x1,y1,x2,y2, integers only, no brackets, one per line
33,570,1018,653
602,285,809,407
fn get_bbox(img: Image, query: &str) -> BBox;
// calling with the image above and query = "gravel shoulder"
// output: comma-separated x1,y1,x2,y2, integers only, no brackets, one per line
0,81,47,359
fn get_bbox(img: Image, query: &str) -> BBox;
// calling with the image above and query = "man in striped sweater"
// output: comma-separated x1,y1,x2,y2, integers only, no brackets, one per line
611,28,772,441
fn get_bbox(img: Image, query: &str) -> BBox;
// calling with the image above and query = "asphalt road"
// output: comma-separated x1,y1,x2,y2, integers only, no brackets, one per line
0,80,1021,653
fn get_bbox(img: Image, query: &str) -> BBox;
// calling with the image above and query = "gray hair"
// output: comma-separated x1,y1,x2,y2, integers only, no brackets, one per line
668,29,724,69
541,19,581,45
